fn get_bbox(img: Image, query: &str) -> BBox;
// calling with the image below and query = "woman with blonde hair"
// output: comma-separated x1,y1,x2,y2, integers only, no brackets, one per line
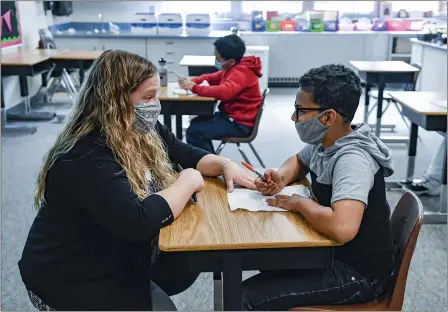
19,50,256,310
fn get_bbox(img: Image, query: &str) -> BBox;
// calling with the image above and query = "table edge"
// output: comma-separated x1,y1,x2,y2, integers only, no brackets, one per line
388,92,448,116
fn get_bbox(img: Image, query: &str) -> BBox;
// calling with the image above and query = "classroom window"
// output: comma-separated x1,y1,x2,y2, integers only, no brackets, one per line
389,1,440,13
242,1,303,14
160,1,231,15
313,1,375,14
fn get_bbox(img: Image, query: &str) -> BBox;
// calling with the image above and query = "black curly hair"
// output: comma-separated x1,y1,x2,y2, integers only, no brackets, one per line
213,34,246,62
298,64,362,123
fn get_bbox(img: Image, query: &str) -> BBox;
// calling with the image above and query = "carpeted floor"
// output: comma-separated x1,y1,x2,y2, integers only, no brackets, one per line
1,88,446,311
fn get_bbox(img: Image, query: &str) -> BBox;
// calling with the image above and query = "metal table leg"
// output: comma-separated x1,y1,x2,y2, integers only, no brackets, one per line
1,80,36,134
364,83,371,124
175,114,183,140
222,253,243,311
375,78,385,138
7,76,55,121
79,61,86,85
385,122,418,189
1,109,36,134
375,77,409,145
213,271,223,311
425,135,447,224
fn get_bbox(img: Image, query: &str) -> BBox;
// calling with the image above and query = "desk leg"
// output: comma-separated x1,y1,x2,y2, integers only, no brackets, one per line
406,123,418,181
1,81,36,134
175,115,183,140
364,83,371,124
213,271,223,311
163,114,172,132
6,76,55,122
222,253,242,311
375,79,385,138
440,142,447,214
79,61,86,85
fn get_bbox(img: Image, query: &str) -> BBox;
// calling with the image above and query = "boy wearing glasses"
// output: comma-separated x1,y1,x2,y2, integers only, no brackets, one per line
244,64,395,310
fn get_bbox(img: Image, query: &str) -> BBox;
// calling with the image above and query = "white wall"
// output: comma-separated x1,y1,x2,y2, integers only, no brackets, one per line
54,1,161,23
2,1,53,109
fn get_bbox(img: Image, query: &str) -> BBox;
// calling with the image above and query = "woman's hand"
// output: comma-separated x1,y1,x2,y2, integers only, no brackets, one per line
255,169,285,195
177,168,204,193
222,161,256,192
265,194,305,212
179,78,196,91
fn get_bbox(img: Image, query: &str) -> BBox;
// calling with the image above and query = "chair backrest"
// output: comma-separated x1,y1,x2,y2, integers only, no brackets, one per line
245,88,269,141
387,191,424,310
38,28,57,49
405,63,422,91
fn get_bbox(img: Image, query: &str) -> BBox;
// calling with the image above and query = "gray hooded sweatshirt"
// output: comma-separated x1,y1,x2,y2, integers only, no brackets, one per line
298,123,394,206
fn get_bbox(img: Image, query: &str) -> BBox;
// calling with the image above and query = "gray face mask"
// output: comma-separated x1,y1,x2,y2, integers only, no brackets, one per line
134,100,161,134
295,110,330,145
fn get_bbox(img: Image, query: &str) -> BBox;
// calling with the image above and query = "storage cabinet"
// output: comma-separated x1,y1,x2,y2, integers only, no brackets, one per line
54,38,101,50
99,38,147,58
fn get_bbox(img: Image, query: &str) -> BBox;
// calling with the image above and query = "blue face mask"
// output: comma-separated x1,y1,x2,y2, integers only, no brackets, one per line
215,59,223,70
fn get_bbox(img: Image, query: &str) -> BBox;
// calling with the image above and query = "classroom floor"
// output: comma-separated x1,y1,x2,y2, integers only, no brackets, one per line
1,88,446,311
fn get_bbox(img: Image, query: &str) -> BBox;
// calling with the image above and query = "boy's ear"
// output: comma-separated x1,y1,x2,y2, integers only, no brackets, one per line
325,110,338,126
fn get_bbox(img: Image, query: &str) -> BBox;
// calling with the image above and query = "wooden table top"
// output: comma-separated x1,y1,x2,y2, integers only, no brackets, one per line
388,91,448,116
1,49,103,66
180,55,215,67
350,61,419,73
159,178,339,252
159,82,215,102
49,49,104,60
1,49,56,66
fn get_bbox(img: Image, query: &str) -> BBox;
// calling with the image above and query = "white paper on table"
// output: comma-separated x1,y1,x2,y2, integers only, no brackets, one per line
227,185,311,212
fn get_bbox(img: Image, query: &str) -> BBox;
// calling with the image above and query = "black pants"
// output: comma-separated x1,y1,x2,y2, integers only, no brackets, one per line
242,259,389,311
186,113,252,153
150,251,200,296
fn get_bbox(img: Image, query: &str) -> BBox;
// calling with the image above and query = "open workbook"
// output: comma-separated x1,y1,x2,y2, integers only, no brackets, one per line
227,185,311,212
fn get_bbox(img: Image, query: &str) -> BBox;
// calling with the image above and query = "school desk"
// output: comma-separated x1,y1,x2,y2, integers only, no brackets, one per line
388,91,447,224
179,55,217,76
1,49,56,123
350,61,419,144
48,49,103,84
159,177,339,310
159,82,217,139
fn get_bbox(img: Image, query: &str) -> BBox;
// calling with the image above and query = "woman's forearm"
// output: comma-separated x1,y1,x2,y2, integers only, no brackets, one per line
196,154,229,177
156,181,195,219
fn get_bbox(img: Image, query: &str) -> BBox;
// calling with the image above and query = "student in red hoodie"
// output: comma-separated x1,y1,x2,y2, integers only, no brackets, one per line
179,34,263,153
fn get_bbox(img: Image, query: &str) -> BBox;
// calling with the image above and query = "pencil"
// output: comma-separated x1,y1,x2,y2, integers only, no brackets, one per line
241,161,267,182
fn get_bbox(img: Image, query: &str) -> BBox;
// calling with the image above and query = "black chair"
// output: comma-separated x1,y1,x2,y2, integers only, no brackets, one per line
292,192,424,311
36,29,78,105
215,89,268,168
26,281,176,311
367,63,422,134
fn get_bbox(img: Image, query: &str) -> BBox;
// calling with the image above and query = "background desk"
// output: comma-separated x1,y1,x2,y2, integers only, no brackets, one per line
388,91,447,224
1,50,56,122
180,55,216,76
49,49,103,84
350,61,419,144
159,83,216,139
159,178,338,310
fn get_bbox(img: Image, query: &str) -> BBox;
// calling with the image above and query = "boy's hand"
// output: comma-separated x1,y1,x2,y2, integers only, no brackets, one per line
266,194,305,212
255,169,285,195
179,79,196,91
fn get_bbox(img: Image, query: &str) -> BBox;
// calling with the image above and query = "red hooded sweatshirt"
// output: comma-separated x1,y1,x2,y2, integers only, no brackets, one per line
191,56,263,127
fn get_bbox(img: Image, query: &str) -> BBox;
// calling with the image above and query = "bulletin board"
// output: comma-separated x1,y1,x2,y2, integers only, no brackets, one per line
1,1,22,49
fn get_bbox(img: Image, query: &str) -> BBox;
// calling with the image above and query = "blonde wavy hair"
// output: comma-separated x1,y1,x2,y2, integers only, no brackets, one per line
34,50,176,209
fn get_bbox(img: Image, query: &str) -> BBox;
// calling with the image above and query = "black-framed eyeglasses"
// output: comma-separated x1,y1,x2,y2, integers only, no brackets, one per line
294,106,347,120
